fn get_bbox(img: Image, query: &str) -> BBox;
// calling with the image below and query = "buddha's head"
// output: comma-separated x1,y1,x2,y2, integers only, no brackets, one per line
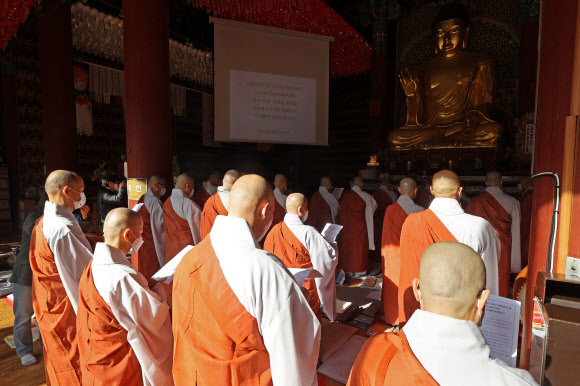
432,3,470,56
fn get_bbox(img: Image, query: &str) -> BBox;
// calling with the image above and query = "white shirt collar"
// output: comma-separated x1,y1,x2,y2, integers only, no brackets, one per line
203,181,217,195
429,197,464,215
397,195,414,205
485,186,503,195
217,186,230,193
211,215,258,248
93,242,132,266
284,213,304,225
379,185,390,193
44,201,75,220
351,186,362,193
171,188,187,199
146,188,159,198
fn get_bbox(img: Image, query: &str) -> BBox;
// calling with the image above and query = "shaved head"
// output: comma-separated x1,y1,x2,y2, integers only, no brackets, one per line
104,208,142,241
352,176,364,187
418,242,487,320
45,170,81,195
223,169,241,189
286,193,307,214
320,176,333,190
175,173,194,190
274,174,287,186
486,171,502,187
148,174,164,186
399,178,417,196
431,170,461,199
379,174,390,186
209,170,221,186
229,174,275,241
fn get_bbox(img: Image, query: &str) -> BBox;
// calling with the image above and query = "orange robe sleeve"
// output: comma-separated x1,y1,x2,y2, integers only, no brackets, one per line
162,198,194,264
200,193,228,240
263,222,321,319
338,190,368,273
194,187,211,209
347,331,438,386
306,191,333,232
520,190,532,268
30,217,82,385
398,210,457,325
134,201,162,287
372,189,393,258
466,192,512,297
380,203,408,325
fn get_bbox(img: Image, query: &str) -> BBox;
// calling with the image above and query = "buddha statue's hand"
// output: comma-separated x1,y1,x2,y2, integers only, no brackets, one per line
399,68,417,97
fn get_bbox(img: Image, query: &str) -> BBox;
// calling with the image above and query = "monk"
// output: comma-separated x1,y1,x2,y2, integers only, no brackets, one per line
162,173,202,263
77,208,173,385
381,178,424,325
307,176,340,232
372,174,397,258
173,175,321,385
339,177,377,274
273,173,288,210
414,178,433,209
200,169,241,239
30,170,100,385
398,170,500,325
519,176,533,267
133,174,166,284
194,170,220,208
348,242,537,386
264,193,338,321
466,171,521,297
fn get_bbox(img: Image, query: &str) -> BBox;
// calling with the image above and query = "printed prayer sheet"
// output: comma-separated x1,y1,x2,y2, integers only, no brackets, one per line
479,294,521,367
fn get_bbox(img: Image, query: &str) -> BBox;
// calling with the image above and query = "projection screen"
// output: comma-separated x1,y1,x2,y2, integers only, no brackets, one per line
211,17,332,145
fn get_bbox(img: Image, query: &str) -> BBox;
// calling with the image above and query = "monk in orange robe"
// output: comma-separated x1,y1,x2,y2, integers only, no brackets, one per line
415,180,433,209
381,178,424,325
339,177,377,274
372,175,397,258
200,169,240,239
519,177,533,268
466,171,521,297
194,170,220,208
307,176,339,232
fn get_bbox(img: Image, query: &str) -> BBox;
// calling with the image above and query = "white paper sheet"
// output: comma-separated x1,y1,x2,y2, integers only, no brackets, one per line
332,188,344,200
132,203,144,212
288,268,322,287
321,223,343,244
151,245,194,284
317,335,368,383
479,294,521,367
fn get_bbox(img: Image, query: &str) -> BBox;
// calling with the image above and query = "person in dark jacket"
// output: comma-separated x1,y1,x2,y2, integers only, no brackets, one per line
97,171,127,234
10,193,47,365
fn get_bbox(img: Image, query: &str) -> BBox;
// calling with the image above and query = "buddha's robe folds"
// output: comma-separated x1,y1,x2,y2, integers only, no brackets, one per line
307,187,339,232
466,187,521,297
172,216,320,386
381,196,424,325
163,189,201,263
133,188,164,283
398,198,500,325
264,214,338,321
77,243,173,386
200,188,229,239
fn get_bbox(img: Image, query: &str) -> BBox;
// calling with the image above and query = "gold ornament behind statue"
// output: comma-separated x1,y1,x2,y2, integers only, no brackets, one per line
389,3,502,150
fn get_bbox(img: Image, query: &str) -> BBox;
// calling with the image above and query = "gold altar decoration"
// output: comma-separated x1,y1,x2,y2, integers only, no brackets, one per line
388,5,502,150
367,155,379,166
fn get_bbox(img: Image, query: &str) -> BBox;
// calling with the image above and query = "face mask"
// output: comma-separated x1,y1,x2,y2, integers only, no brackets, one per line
257,209,273,242
188,188,195,198
159,187,167,197
65,187,86,210
301,211,309,223
128,231,144,254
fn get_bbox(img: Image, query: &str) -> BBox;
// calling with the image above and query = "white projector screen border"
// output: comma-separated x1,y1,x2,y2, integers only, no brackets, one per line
211,17,332,146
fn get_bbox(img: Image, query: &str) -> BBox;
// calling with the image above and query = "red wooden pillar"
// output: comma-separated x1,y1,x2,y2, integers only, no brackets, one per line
38,0,77,173
123,0,172,204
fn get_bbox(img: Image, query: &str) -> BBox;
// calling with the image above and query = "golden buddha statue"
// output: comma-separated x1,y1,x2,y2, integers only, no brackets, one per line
388,4,502,150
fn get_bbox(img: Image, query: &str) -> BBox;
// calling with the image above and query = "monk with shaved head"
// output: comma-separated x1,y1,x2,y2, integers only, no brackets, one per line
30,170,100,384
372,174,398,259
380,177,424,325
173,175,321,385
264,193,338,320
348,242,536,386
163,173,202,264
466,170,522,296
77,208,173,385
200,169,241,238
308,176,340,232
338,177,378,274
273,173,288,209
398,170,500,325
194,170,221,208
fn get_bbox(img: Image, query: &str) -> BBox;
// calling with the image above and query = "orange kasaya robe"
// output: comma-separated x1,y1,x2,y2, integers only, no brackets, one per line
263,222,321,319
307,191,333,233
372,189,393,258
194,186,211,209
172,237,272,386
346,331,437,386
381,203,409,326
162,198,194,264
338,190,368,273
30,217,82,385
466,192,511,297
133,195,161,286
398,210,457,325
520,189,532,268
77,261,142,386
200,193,228,240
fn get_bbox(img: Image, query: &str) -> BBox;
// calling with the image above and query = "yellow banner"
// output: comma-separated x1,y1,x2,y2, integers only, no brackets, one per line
127,178,147,201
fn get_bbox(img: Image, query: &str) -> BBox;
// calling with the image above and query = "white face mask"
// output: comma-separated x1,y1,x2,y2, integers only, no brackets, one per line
188,188,195,198
65,187,86,210
159,187,167,197
256,208,273,242
128,231,144,254
301,210,309,223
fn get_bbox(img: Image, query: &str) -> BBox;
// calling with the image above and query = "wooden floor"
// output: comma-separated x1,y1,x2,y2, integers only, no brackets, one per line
0,299,46,386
